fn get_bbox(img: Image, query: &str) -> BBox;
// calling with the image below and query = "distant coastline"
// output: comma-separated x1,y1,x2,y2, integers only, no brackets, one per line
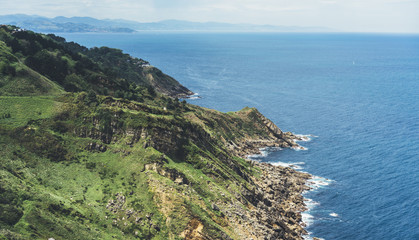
0,14,334,34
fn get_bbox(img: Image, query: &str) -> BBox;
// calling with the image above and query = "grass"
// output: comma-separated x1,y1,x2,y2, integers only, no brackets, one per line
0,41,64,97
0,128,169,239
0,96,61,127
0,92,274,240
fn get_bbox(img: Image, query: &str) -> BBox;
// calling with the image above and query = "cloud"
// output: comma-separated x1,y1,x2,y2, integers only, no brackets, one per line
320,0,337,4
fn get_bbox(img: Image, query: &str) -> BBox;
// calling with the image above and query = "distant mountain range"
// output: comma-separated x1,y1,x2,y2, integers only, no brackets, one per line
0,14,333,33
0,14,135,33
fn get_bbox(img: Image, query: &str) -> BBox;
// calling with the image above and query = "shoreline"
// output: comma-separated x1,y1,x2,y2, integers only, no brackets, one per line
226,134,314,240
253,161,312,240
218,107,315,239
243,136,330,240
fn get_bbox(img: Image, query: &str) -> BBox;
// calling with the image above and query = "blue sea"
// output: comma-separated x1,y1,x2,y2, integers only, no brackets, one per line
61,32,419,240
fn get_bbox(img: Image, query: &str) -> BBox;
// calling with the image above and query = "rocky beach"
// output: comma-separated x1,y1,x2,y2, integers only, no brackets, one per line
201,108,314,240
218,159,312,240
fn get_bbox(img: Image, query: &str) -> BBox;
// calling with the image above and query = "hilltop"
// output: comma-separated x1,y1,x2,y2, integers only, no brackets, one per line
0,26,310,239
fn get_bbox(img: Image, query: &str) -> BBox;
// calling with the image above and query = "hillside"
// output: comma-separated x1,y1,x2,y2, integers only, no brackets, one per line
0,25,192,98
0,26,310,240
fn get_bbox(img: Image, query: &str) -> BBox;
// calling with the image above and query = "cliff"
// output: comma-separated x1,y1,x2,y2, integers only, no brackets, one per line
0,26,310,240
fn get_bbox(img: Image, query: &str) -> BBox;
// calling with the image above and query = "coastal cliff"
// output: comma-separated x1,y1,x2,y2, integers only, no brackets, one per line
0,26,310,240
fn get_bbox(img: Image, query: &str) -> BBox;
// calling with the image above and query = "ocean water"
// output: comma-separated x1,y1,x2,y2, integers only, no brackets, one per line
61,32,419,240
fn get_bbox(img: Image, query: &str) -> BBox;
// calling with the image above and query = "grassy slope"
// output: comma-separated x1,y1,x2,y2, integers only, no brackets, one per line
0,96,60,127
0,41,64,96
0,92,270,239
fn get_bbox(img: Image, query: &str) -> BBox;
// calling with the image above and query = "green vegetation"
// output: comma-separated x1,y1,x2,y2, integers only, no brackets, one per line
0,96,59,127
0,25,191,98
0,26,287,239
0,92,266,239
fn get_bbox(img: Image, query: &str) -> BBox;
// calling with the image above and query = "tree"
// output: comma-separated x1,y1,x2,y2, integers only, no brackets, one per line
147,85,156,97
114,90,124,98
86,90,97,105
63,73,86,92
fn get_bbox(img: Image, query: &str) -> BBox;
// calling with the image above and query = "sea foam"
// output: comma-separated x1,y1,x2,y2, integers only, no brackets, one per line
291,134,317,150
246,135,332,240
305,176,334,191
302,175,334,240
330,212,339,217
187,92,201,100
272,161,305,170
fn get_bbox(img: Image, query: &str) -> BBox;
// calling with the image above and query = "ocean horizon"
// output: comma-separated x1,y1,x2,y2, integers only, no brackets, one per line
61,32,419,239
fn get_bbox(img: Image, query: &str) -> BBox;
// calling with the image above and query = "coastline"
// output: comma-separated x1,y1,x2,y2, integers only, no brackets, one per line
253,161,311,240
224,133,313,240
242,136,331,240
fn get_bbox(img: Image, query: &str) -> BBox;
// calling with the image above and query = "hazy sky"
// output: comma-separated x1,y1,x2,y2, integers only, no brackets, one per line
1,0,418,32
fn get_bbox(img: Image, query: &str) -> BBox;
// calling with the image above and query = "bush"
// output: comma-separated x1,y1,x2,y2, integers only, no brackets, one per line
147,85,156,97
1,64,16,77
63,73,87,92
86,90,97,104
10,127,68,162
0,204,23,226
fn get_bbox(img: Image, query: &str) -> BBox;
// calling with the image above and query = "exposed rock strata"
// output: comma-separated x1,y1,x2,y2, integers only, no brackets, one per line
249,162,310,239
225,108,307,158
221,109,312,240
214,150,311,239
74,100,311,239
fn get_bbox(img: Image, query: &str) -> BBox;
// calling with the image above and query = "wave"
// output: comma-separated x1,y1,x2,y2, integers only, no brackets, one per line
292,145,308,151
291,134,318,151
187,92,201,100
329,212,339,217
303,233,325,240
305,175,334,191
272,161,305,170
294,134,312,142
301,198,320,229
302,212,315,228
246,134,331,240
302,175,334,240
294,134,318,142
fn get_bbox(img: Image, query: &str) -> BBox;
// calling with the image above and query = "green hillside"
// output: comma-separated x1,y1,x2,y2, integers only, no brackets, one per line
0,25,192,98
0,41,63,96
0,26,309,240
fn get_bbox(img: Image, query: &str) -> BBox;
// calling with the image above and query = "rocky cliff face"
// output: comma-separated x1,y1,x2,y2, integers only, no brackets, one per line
224,107,306,158
63,96,311,240
1,95,311,240
143,67,194,98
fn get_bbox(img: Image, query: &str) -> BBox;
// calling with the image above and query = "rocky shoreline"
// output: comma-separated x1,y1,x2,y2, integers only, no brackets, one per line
252,161,311,240
224,108,310,159
227,134,313,239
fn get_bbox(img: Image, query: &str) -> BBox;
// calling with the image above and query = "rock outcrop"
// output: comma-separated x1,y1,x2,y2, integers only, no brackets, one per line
224,107,306,158
72,100,312,239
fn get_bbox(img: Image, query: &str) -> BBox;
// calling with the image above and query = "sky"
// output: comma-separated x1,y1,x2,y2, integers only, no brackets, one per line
0,0,418,33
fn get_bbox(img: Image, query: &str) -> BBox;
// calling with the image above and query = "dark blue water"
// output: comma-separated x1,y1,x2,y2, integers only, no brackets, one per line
61,32,419,240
